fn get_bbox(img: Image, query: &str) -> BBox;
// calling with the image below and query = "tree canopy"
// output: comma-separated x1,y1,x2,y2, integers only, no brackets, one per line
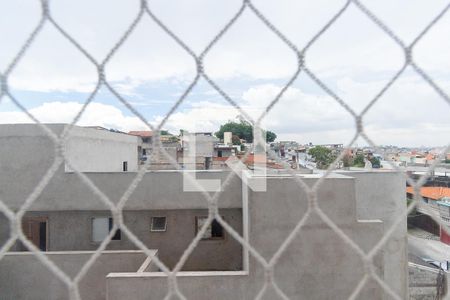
352,154,365,167
370,156,381,168
351,153,380,168
308,146,336,169
215,120,277,143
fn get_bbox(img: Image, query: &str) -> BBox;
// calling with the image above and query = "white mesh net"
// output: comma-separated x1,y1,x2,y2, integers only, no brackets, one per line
0,0,449,299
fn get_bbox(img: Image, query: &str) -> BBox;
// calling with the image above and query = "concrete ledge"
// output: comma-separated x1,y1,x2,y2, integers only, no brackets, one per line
1,250,151,300
4,250,147,256
107,271,249,278
65,169,227,174
409,262,441,274
106,271,250,300
137,250,159,272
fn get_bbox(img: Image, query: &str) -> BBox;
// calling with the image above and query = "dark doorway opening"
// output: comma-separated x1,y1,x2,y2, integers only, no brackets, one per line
22,217,48,251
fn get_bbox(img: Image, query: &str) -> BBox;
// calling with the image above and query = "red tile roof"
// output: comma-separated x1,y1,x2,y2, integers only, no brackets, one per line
128,131,153,137
425,154,435,161
406,186,450,200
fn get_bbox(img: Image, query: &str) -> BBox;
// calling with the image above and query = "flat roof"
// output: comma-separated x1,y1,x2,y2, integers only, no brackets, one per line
437,201,450,207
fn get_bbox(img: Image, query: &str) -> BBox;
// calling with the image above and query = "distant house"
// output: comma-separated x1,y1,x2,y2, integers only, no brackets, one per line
407,186,450,245
407,186,450,204
128,130,153,142
128,130,179,169
214,145,237,158
398,153,413,165
425,153,435,163
128,130,153,158
180,132,218,169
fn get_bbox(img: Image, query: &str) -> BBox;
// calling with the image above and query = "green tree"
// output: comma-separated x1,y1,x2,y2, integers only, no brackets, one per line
352,154,365,167
265,131,277,143
308,146,335,169
370,156,381,168
215,120,277,143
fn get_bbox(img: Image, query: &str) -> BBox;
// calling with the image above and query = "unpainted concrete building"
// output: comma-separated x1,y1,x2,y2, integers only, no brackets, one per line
128,130,180,170
0,124,408,299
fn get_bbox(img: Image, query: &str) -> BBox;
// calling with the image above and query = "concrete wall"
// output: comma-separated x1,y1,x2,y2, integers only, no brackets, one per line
0,168,242,211
182,134,215,157
65,126,139,173
106,173,390,300
408,263,445,300
8,209,242,271
0,124,240,211
0,124,139,175
0,124,60,207
245,173,384,299
0,250,148,300
337,170,408,298
147,146,178,170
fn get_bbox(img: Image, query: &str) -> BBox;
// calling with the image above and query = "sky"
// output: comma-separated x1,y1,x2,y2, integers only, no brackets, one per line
0,0,449,147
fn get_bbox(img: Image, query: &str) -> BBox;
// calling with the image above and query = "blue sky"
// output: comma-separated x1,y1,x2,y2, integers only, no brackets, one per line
1,0,449,147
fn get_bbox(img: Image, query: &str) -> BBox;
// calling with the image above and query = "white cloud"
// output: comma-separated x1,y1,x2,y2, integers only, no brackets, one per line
151,83,351,139
0,102,147,132
153,101,240,133
0,0,449,146
1,72,449,146
153,74,450,146
2,0,449,92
